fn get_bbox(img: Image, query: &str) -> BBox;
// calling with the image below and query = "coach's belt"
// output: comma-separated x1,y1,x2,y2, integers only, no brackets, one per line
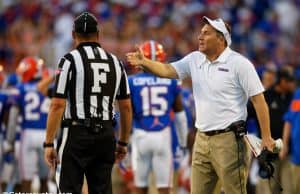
201,120,246,137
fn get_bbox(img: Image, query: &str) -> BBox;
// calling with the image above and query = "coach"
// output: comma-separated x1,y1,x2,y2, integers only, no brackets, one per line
44,12,132,194
127,16,275,194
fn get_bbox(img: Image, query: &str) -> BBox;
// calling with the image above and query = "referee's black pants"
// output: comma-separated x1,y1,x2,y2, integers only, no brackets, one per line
56,124,116,194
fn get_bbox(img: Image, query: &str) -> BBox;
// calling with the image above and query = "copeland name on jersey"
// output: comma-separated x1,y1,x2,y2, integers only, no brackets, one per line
129,72,180,132
132,77,172,86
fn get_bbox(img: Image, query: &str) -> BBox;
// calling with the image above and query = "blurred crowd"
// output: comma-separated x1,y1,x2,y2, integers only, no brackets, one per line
1,0,300,76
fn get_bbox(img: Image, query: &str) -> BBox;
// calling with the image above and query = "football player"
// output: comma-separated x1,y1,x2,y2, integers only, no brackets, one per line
6,56,51,192
1,71,24,192
0,68,8,192
128,40,188,194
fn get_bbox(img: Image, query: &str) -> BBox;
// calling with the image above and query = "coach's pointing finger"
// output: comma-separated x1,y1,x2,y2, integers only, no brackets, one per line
126,45,145,67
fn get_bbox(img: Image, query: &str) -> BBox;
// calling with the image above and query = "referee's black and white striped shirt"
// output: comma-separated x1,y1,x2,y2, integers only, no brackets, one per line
53,42,130,121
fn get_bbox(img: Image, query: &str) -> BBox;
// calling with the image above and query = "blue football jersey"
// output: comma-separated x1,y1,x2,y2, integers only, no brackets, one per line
12,81,50,130
128,72,181,131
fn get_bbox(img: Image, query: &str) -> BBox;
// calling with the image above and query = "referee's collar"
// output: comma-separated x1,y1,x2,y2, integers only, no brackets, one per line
77,42,101,48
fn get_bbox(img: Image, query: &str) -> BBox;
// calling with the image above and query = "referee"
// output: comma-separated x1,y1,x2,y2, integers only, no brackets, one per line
43,12,132,194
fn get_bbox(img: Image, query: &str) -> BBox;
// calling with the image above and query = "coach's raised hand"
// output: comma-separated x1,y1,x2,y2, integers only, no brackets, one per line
127,45,178,79
126,45,145,68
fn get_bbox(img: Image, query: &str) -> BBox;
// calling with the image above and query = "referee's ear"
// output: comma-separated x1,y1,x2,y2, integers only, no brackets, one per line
96,30,100,41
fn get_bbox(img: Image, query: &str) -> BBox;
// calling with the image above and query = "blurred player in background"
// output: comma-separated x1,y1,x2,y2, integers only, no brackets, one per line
128,40,188,194
6,56,50,192
0,73,22,193
0,68,8,193
281,88,300,194
261,67,277,91
0,67,6,150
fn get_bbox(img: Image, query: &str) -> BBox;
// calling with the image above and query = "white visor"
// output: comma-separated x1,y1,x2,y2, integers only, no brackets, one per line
203,16,231,46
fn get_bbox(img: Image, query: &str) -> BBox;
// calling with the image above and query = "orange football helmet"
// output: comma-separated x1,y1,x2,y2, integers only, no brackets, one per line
16,56,46,83
140,40,166,62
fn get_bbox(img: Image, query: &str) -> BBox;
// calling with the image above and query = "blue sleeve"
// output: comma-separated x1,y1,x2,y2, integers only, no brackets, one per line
284,111,293,123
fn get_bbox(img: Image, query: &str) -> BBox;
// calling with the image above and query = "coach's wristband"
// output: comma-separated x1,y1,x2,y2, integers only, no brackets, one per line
117,140,128,147
43,142,54,148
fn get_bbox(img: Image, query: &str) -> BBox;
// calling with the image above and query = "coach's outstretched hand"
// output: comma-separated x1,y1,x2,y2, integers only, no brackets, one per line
44,147,59,169
126,45,145,68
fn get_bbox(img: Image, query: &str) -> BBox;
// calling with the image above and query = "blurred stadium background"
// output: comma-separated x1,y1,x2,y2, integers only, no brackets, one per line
1,0,300,76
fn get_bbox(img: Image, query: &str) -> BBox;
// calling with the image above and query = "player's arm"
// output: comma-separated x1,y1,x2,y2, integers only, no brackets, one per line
173,94,188,148
127,46,178,79
250,93,275,151
5,105,19,150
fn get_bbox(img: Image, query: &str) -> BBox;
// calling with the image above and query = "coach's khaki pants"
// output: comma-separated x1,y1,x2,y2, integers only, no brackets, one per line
191,131,250,194
291,164,300,194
